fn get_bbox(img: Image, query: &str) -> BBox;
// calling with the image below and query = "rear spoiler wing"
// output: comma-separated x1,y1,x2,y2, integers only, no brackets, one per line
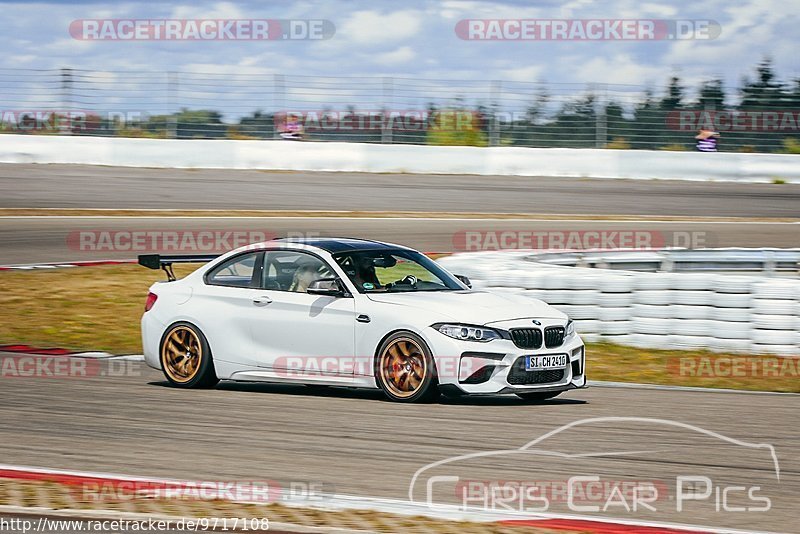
138,254,220,281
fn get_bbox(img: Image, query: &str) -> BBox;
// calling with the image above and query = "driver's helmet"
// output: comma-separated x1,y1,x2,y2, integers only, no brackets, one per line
290,262,318,292
353,255,381,287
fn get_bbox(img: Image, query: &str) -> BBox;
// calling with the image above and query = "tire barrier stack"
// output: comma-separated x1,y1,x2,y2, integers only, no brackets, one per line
439,251,799,356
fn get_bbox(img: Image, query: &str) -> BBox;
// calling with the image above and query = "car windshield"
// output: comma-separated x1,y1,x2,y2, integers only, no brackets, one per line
333,249,463,293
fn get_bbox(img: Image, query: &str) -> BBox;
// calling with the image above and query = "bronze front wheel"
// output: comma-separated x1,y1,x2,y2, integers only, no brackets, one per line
160,323,218,388
376,332,438,402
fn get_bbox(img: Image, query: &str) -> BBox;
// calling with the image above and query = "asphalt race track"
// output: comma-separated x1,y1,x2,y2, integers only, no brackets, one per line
1,163,800,216
1,216,797,265
0,356,797,532
0,163,797,265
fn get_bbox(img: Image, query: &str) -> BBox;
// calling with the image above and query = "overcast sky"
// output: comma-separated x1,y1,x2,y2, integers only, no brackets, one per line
0,0,797,111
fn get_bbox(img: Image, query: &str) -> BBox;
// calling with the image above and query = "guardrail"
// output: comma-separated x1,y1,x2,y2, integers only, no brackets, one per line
1,135,799,183
438,249,800,356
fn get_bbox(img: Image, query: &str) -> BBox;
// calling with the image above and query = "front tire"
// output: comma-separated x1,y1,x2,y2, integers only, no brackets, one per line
516,391,561,402
160,322,219,388
375,332,439,403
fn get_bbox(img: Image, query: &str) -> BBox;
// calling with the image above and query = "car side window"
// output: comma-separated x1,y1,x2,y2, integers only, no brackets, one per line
206,252,262,288
262,251,333,293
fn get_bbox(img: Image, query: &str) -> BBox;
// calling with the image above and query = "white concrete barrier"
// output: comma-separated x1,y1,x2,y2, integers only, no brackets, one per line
438,251,800,356
1,134,799,182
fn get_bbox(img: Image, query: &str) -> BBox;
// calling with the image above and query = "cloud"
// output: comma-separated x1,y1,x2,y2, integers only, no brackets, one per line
0,0,797,114
169,1,245,20
338,10,422,44
498,65,543,82
568,53,667,86
374,45,416,64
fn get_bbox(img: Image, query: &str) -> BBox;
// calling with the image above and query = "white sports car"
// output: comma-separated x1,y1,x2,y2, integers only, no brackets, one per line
139,238,586,402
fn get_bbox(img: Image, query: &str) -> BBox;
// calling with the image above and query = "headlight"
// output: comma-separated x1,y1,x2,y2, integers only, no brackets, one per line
435,324,502,342
566,319,575,337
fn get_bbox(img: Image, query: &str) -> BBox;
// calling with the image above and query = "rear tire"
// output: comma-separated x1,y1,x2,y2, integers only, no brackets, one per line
516,391,562,402
159,322,219,389
375,332,439,403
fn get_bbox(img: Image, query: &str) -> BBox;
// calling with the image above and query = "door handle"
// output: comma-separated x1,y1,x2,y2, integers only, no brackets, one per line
252,295,273,305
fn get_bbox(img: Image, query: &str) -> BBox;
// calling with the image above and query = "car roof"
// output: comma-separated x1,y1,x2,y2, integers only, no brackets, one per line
275,237,411,254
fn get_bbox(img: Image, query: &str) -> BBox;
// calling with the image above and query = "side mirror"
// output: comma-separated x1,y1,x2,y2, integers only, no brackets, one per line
307,278,347,297
454,274,472,289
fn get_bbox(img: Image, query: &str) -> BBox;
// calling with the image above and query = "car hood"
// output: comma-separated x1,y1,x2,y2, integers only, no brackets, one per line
366,290,565,325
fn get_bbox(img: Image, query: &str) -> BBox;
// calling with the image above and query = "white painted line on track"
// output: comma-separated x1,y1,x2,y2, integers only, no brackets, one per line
111,354,145,361
588,380,799,396
1,215,798,224
75,353,144,361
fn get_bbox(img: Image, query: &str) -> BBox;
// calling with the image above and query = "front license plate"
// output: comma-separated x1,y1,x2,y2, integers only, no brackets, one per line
526,354,567,371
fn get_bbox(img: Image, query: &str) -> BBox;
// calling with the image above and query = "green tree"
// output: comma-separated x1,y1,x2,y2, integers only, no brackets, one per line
426,109,488,147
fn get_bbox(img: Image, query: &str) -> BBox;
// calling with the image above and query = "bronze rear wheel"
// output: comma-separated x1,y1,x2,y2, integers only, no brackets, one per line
162,326,202,383
160,323,218,388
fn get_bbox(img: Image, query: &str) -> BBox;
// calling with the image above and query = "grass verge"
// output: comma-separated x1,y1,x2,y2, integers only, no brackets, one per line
0,265,796,393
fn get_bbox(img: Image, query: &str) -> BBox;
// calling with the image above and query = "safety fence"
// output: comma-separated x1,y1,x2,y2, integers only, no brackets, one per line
438,250,800,356
2,68,800,153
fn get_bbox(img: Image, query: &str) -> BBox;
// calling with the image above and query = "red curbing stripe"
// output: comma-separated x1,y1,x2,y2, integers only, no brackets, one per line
0,468,123,488
71,260,137,267
502,519,710,533
0,467,192,492
0,344,75,356
0,466,284,501
0,259,137,270
0,468,212,497
70,260,137,267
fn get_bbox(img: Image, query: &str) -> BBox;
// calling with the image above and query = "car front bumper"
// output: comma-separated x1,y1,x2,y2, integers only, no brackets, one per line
424,328,586,396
